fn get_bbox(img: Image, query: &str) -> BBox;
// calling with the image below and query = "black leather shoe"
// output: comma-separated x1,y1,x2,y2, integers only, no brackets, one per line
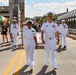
30,69,33,73
63,46,67,49
53,67,57,71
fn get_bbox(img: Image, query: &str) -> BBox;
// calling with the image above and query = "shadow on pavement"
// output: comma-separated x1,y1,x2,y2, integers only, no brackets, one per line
13,65,56,75
36,65,48,75
56,46,66,53
37,45,44,49
13,65,31,75
45,70,57,75
0,42,20,52
0,46,13,52
36,65,56,75
1,43,12,47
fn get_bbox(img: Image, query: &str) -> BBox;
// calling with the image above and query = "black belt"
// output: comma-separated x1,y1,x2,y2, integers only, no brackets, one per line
49,38,52,40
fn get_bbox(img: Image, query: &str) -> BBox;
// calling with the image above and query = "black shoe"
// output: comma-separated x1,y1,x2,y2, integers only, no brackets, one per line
45,64,49,67
59,45,61,48
53,67,57,71
30,69,33,74
13,45,16,50
63,46,67,49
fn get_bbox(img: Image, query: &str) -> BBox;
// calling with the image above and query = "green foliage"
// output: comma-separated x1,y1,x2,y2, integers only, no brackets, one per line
38,15,58,23
53,15,58,22
38,15,47,24
0,20,3,26
25,17,32,21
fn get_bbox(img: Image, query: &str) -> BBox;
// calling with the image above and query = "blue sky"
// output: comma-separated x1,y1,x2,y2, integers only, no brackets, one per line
26,0,73,6
25,0,76,18
0,0,76,18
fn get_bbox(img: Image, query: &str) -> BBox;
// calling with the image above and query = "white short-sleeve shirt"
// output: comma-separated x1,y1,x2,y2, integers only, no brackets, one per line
41,21,58,39
58,24,68,35
23,27,36,41
10,23,19,34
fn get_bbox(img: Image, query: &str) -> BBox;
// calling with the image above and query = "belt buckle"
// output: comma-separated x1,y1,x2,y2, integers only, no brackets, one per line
28,39,31,40
49,38,52,40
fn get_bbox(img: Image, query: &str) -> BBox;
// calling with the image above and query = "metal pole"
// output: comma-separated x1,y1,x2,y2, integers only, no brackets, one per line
21,10,24,46
21,11,23,45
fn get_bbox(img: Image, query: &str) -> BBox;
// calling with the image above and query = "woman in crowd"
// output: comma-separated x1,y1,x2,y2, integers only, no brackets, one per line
1,22,8,43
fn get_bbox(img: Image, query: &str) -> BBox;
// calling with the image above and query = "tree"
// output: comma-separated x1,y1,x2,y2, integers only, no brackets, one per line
38,15,58,24
53,15,58,22
25,17,32,21
38,15,47,24
0,20,3,26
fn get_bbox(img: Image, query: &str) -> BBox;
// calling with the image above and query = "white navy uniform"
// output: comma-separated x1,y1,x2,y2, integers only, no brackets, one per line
58,24,68,46
23,26,28,45
10,23,19,46
23,27,36,69
41,21,58,68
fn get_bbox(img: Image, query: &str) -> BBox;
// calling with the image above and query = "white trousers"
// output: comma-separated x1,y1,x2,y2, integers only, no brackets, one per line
12,33,17,46
45,38,57,67
24,42,35,68
60,35,66,46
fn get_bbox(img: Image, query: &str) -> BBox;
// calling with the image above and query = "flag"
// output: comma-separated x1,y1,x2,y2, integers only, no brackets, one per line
0,15,8,22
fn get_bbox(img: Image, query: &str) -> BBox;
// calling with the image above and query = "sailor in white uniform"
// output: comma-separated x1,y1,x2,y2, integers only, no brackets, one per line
10,19,19,48
23,20,38,72
41,12,59,70
58,20,68,49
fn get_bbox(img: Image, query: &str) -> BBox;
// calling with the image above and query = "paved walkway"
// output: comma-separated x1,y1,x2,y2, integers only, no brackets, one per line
0,33,76,75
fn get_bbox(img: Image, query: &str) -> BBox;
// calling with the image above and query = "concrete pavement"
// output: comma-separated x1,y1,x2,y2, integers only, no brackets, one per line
0,33,76,75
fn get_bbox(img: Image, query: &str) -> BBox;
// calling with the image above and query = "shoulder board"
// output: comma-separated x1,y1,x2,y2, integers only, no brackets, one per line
32,30,35,32
46,25,48,27
52,25,55,27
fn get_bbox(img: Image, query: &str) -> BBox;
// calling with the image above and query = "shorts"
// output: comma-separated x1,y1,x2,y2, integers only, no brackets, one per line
1,31,7,35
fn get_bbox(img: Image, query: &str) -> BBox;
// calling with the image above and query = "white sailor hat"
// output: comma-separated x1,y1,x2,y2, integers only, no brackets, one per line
26,20,33,24
12,19,17,22
13,17,17,19
23,22,26,24
62,20,65,22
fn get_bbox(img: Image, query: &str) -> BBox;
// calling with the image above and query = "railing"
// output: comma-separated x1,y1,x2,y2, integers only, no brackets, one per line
68,28,76,35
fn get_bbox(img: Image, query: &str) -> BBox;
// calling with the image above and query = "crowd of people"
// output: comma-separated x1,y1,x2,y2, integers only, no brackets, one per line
0,12,68,72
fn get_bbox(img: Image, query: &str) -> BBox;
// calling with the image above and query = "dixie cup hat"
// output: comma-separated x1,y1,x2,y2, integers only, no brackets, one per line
26,20,33,24
12,19,17,22
62,20,65,22
23,22,26,24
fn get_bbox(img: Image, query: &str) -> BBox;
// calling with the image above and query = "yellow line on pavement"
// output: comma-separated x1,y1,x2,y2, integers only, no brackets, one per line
3,50,21,75
14,51,25,75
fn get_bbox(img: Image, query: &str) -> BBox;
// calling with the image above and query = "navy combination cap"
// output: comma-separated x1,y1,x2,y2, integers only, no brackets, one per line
46,12,53,16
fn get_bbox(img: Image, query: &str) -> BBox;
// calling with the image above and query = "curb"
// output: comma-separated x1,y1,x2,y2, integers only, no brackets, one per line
67,34,76,40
